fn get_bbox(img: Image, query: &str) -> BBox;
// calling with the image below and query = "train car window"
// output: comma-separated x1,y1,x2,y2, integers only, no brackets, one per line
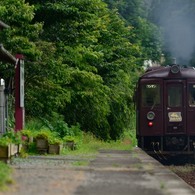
142,84,160,107
168,85,182,107
189,84,195,107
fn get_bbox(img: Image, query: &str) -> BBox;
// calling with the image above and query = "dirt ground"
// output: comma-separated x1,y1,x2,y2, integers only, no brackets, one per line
1,148,195,195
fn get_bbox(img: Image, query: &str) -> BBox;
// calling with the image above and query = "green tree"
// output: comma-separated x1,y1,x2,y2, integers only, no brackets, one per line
28,0,141,139
104,0,162,62
24,41,72,117
0,0,42,89
0,0,144,139
94,8,140,139
0,0,72,118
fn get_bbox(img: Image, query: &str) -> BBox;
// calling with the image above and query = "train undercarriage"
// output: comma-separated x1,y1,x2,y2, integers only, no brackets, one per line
137,135,195,157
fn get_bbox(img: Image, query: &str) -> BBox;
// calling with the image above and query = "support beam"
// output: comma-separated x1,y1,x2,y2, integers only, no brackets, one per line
0,44,16,64
0,20,9,30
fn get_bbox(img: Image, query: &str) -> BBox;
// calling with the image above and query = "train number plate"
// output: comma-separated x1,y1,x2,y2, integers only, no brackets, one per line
168,112,182,122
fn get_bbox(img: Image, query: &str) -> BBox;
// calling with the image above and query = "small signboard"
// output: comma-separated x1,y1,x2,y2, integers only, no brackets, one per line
168,112,182,122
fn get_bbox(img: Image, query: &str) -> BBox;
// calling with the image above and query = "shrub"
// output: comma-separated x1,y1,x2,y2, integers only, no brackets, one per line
34,129,56,140
0,137,11,147
2,130,23,145
48,137,63,145
40,113,82,138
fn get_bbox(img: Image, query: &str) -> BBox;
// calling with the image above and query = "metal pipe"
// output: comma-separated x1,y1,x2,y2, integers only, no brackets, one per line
172,58,176,64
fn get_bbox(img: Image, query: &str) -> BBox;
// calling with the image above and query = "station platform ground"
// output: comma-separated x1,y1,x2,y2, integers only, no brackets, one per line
1,147,195,195
75,147,195,195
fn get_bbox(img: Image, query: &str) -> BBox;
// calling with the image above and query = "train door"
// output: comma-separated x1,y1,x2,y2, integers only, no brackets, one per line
138,80,163,136
164,80,186,134
187,83,195,135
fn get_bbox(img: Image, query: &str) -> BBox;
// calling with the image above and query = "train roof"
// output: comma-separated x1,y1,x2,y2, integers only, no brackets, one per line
140,65,195,79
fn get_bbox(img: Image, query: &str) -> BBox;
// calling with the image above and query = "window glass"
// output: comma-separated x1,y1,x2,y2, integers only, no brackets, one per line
189,84,195,107
142,84,160,107
168,85,182,107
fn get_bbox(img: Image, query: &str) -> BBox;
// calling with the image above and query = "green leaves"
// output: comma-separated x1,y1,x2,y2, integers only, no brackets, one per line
0,0,43,93
105,0,162,61
63,68,111,139
0,0,144,140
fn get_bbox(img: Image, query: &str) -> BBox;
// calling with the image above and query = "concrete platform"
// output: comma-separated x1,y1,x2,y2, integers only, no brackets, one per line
75,147,195,195
2,147,195,195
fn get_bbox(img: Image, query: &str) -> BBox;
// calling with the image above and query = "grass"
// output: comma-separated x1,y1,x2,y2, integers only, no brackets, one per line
24,115,137,156
61,131,136,167
72,160,90,166
0,161,13,191
160,182,165,189
61,130,135,156
169,164,195,174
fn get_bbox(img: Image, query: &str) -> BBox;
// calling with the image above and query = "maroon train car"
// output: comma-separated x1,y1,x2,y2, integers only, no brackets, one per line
135,64,195,156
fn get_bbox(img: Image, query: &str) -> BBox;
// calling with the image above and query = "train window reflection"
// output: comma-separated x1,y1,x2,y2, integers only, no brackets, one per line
142,84,160,107
189,84,195,107
168,85,182,107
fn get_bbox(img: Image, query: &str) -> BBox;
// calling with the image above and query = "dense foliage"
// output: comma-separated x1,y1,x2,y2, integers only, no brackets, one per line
104,0,162,61
0,0,164,140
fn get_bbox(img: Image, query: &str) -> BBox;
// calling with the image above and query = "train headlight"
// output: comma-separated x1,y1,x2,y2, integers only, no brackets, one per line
147,111,155,120
170,65,180,74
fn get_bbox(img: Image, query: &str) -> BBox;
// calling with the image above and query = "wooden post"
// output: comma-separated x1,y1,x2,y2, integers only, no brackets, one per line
15,54,24,131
